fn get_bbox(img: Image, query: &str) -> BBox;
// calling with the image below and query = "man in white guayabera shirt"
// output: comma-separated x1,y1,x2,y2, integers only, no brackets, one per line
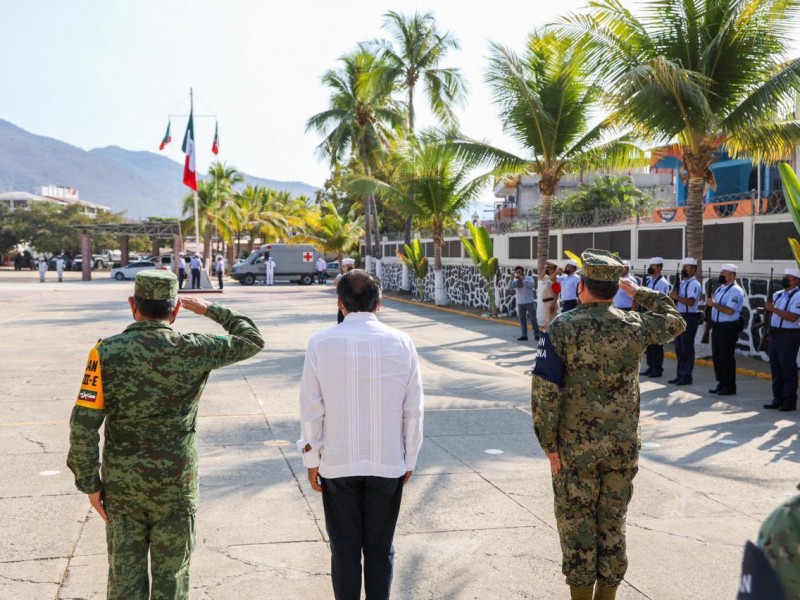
298,269,424,600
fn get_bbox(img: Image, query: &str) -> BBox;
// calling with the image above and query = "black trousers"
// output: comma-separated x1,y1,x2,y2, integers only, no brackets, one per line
191,268,201,289
561,299,578,312
675,313,699,380
217,271,223,289
178,268,186,289
768,330,800,408
711,322,739,392
321,476,404,600
645,344,664,373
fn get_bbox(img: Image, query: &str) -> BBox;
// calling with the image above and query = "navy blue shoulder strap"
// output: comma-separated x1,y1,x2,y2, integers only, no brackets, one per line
532,332,566,388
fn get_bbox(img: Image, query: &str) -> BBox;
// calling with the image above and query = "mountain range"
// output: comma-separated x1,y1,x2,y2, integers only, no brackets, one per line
0,119,318,219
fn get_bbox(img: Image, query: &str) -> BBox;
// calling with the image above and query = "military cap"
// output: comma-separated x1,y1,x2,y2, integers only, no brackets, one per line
342,258,356,266
135,270,178,300
581,248,625,282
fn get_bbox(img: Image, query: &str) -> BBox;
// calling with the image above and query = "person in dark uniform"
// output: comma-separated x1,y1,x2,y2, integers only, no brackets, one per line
763,268,800,412
669,257,701,385
640,257,671,378
707,263,745,396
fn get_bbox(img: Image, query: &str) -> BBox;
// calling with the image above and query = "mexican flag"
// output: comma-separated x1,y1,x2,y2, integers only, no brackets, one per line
182,108,197,191
212,121,219,155
159,121,171,151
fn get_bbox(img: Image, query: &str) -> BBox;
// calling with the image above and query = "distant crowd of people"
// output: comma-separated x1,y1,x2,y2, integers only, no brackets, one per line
508,256,798,413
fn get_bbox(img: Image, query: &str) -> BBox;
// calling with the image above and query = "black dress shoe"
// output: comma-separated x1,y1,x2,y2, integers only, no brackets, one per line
675,379,693,386
708,388,719,394
647,371,663,378
779,404,797,412
668,377,680,384
764,401,783,409
640,369,653,376
717,389,736,396
517,336,528,341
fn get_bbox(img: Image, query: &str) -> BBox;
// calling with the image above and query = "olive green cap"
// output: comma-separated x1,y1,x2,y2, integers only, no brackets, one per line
581,248,625,282
135,270,178,300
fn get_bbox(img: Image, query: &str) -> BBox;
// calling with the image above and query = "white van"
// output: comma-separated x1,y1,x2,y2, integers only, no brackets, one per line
230,243,320,286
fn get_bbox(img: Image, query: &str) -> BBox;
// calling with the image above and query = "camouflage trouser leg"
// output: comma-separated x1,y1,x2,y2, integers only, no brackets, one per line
553,461,637,588
107,509,195,600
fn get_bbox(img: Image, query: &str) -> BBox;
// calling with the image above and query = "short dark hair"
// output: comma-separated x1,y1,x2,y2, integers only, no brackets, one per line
580,275,619,300
514,265,524,273
338,269,382,313
133,295,177,320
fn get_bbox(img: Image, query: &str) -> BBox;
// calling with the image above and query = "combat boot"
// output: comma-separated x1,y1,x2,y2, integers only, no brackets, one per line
570,585,594,600
593,582,619,600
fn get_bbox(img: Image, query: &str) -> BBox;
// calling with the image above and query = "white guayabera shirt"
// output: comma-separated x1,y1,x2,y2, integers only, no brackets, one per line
298,312,424,479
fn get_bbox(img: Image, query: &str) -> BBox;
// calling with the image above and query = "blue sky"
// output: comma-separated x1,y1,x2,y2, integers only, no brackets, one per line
0,0,689,215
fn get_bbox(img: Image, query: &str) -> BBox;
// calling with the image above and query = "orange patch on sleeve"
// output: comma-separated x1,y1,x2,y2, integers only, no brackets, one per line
75,346,105,409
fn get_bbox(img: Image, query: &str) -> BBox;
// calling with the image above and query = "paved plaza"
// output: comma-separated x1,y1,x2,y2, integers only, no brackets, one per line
0,270,797,599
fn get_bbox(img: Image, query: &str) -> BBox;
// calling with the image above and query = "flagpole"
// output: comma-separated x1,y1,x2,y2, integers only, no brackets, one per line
190,88,202,260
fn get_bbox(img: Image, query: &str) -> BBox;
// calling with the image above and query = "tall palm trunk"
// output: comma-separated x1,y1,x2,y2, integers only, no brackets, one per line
432,226,449,306
370,194,382,258
404,84,416,248
360,148,374,266
537,193,554,274
685,175,705,274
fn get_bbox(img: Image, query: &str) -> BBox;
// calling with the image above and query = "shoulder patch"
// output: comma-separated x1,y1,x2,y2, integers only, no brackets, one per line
532,332,566,388
75,347,105,410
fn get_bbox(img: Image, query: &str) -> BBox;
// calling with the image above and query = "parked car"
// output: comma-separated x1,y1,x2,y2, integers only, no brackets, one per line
326,261,341,279
72,252,113,270
230,244,319,286
110,261,157,280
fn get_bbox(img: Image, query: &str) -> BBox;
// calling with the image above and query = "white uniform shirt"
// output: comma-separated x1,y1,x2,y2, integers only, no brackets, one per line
265,258,276,273
215,258,225,273
557,273,580,301
676,277,702,314
712,282,745,323
647,274,671,295
190,257,202,270
179,257,187,271
38,259,47,273
298,312,424,479
316,257,327,273
770,286,800,329
613,274,639,309
55,257,65,273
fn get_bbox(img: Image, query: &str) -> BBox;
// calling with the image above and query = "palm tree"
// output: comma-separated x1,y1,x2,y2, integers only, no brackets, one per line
350,132,491,305
183,162,243,262
461,222,500,316
370,10,468,245
456,31,643,274
306,48,405,265
312,201,365,267
561,0,800,271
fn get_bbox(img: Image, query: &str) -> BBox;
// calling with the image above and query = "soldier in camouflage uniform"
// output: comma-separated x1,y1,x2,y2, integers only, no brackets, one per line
67,270,265,600
531,249,685,600
738,485,800,599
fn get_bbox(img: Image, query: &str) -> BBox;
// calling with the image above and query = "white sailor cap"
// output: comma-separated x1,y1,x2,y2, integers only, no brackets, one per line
721,263,738,272
784,268,800,279
565,260,579,268
622,260,631,267
342,258,356,266
649,257,664,265
680,257,697,266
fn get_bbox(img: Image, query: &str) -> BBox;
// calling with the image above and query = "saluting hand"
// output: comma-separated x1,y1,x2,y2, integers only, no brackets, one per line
618,278,639,298
180,297,212,316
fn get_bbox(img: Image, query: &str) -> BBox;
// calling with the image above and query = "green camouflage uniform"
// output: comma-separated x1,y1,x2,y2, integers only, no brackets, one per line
67,270,265,600
758,487,800,599
531,249,685,589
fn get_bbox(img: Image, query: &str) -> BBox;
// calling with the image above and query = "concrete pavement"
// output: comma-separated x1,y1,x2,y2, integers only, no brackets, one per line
0,270,796,599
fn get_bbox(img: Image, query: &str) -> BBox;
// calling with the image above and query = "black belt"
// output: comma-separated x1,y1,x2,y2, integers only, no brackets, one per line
542,298,555,303
771,328,800,334
680,313,699,317
712,321,738,326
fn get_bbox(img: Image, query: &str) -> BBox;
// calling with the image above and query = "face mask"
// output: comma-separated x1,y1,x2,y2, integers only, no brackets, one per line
647,267,655,275
565,269,574,275
718,274,727,284
781,278,791,288
680,269,689,278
